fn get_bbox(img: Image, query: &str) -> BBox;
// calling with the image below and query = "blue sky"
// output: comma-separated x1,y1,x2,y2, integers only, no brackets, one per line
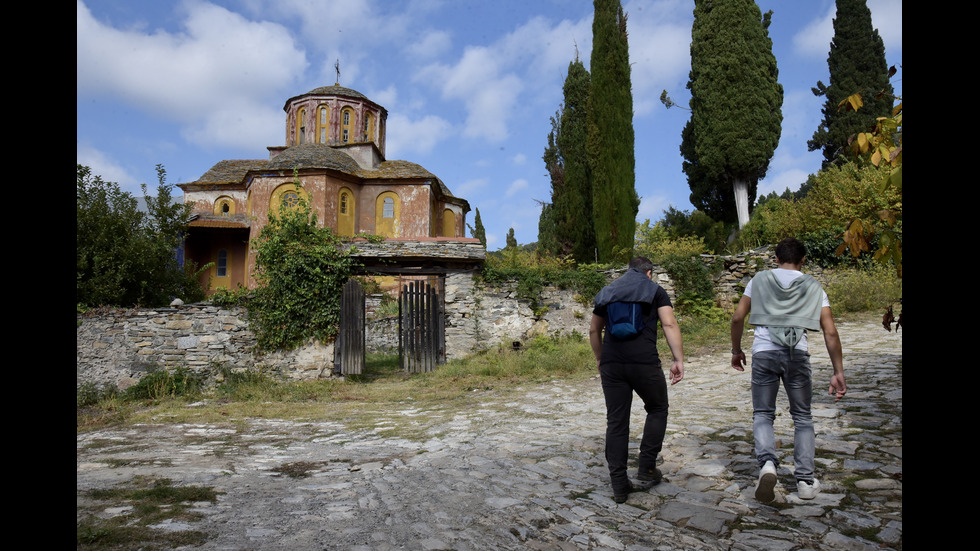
77,0,902,251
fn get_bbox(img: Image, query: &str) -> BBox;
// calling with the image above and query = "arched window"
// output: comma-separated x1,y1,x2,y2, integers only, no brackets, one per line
316,105,330,143
342,108,354,143
442,209,455,237
213,197,235,217
375,192,399,237
363,112,375,142
338,187,355,236
270,184,309,217
295,107,307,144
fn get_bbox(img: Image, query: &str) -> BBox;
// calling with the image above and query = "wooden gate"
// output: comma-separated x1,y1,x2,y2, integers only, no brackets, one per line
336,279,365,376
399,279,445,373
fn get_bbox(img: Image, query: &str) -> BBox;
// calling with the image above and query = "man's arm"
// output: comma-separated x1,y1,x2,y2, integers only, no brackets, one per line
820,306,846,401
730,295,751,371
589,314,605,372
658,305,684,385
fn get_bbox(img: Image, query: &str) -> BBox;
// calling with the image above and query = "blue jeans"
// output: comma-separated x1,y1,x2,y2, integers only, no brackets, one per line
751,349,815,483
600,361,668,491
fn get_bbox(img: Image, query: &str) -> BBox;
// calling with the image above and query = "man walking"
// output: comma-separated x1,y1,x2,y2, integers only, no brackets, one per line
590,257,684,503
730,238,847,502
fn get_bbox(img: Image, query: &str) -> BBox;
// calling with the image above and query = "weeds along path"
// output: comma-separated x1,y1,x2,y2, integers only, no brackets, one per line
77,316,902,551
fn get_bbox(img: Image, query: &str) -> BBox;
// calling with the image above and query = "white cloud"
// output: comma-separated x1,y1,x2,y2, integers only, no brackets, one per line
77,143,139,191
779,89,822,143
454,178,490,199
385,113,453,157
369,85,399,112
792,5,835,60
637,194,671,222
77,0,306,148
485,233,499,249
505,178,529,198
624,0,693,117
793,0,903,61
181,97,284,150
408,30,453,59
421,46,525,142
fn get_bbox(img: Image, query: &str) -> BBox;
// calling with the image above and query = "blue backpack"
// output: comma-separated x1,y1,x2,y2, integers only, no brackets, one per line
606,301,645,339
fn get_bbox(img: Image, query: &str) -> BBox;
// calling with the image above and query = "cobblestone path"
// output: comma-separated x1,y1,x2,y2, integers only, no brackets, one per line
77,317,901,550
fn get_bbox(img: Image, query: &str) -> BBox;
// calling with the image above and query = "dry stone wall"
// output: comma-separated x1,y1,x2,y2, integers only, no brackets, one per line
78,246,824,390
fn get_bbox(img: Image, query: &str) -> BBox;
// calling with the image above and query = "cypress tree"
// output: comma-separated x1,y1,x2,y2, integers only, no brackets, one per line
587,0,638,262
470,207,487,249
683,0,783,228
808,0,894,166
539,57,594,262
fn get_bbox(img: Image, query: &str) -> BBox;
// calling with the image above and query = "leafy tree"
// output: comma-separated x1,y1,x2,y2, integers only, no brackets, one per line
836,72,902,276
587,0,639,262
736,160,899,264
76,164,206,307
683,0,783,228
539,56,595,262
808,0,894,166
660,207,727,254
248,188,359,350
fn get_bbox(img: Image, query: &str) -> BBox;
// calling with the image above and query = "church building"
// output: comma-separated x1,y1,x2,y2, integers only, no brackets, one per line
178,84,477,294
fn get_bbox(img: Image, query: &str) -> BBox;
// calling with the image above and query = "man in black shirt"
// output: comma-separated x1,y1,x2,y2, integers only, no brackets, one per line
590,257,685,503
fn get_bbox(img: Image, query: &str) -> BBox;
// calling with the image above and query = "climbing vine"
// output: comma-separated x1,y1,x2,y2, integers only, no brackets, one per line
245,187,360,350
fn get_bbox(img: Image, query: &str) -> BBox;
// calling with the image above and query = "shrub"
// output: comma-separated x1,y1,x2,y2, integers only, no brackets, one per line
123,367,204,401
825,264,902,313
77,382,118,408
248,186,359,350
736,161,899,264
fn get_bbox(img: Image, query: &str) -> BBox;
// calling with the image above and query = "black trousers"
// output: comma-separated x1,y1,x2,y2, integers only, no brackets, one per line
599,361,669,491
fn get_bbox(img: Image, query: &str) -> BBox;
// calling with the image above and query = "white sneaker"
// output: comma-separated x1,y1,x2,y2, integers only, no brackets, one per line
755,461,777,502
798,479,820,500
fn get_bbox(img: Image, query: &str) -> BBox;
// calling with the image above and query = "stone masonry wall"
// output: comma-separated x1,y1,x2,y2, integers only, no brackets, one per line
78,246,823,390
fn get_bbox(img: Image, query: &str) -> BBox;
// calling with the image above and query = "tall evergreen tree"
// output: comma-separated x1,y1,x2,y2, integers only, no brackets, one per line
683,0,783,228
469,207,487,249
808,0,894,166
587,0,638,262
539,56,594,262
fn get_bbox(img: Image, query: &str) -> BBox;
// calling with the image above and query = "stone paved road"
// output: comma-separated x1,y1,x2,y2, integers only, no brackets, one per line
77,317,901,550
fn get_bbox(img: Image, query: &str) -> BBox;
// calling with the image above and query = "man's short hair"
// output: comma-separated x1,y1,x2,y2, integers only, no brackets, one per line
774,238,807,265
629,256,654,273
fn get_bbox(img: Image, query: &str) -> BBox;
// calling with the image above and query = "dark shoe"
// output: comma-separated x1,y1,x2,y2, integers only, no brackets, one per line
612,481,635,503
637,467,663,485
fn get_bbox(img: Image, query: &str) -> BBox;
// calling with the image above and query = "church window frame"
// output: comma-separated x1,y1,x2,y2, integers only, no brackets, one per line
316,105,330,143
295,106,307,144
270,183,309,217
342,107,354,143
216,249,228,277
374,191,400,237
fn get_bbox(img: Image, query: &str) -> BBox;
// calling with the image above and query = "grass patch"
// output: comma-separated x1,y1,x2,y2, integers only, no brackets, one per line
272,460,325,478
77,477,220,551
78,312,879,433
